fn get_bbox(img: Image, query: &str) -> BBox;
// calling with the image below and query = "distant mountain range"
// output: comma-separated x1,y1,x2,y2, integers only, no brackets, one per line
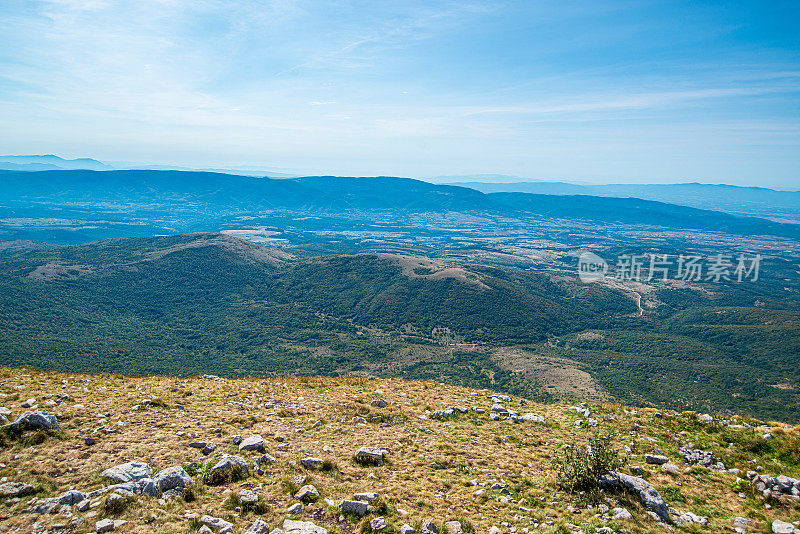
1,169,799,243
0,154,295,177
3,156,797,222
449,181,800,222
0,155,111,171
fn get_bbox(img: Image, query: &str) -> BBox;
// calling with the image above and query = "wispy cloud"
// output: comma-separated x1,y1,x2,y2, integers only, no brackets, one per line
0,0,798,186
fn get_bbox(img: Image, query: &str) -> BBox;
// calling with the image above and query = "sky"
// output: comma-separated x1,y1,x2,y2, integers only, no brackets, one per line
0,0,799,187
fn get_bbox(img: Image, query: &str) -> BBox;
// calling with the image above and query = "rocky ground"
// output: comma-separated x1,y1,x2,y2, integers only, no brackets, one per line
0,367,798,534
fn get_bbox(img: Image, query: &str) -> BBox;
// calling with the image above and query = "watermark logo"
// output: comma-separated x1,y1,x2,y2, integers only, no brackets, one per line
577,252,762,283
578,251,609,283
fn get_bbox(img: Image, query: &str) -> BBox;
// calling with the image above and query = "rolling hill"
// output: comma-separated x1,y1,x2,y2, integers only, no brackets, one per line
0,232,798,421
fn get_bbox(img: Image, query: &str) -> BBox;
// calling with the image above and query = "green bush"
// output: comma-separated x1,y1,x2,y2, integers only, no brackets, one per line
554,431,626,493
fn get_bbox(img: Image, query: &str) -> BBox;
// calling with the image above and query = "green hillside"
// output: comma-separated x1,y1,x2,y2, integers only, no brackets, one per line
0,232,798,421
0,232,631,372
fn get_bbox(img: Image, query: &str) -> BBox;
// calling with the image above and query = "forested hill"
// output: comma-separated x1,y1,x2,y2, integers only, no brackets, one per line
0,232,634,376
0,232,798,421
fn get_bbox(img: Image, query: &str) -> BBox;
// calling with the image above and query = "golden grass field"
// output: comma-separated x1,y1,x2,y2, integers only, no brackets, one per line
0,366,798,534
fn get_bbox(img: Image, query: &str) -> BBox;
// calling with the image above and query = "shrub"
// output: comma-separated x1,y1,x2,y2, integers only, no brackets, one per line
321,459,338,472
554,431,626,493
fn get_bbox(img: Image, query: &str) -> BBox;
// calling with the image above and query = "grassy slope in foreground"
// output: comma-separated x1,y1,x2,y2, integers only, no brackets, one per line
0,368,798,533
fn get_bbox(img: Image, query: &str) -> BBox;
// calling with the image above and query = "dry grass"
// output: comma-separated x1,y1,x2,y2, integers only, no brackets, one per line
0,367,797,534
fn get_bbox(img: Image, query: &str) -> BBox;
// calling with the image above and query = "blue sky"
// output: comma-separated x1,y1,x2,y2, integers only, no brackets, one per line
0,1,798,187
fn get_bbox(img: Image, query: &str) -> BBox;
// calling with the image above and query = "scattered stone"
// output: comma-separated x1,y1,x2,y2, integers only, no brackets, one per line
205,455,249,485
521,413,546,423
420,520,438,534
645,454,669,465
430,408,455,420
444,521,463,534
354,446,386,466
370,399,387,408
681,447,718,467
371,517,387,531
600,472,670,523
733,517,754,534
679,512,708,526
10,411,60,431
295,484,319,502
772,520,798,534
354,491,378,502
95,518,115,533
662,463,681,475
254,453,277,475
138,477,159,497
612,508,632,520
244,518,272,534
201,514,234,533
239,435,266,453
301,457,322,469
101,462,153,483
0,482,35,498
239,489,259,505
400,525,415,534
153,466,191,493
283,519,329,534
340,499,369,517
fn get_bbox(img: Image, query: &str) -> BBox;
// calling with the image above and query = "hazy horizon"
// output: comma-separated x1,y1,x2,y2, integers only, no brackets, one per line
1,1,799,187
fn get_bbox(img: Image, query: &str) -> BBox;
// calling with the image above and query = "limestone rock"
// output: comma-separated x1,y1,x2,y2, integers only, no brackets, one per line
205,455,249,485
11,411,60,431
354,446,386,466
0,482,35,498
101,462,153,483
772,520,799,534
521,413,546,423
239,489,259,505
244,519,272,534
153,466,191,493
283,520,329,534
239,435,266,453
340,499,369,516
645,454,669,465
600,473,670,523
301,457,322,469
294,484,319,503
201,514,234,533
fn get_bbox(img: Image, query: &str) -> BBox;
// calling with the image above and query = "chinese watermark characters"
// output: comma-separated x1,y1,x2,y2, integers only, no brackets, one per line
579,251,761,283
